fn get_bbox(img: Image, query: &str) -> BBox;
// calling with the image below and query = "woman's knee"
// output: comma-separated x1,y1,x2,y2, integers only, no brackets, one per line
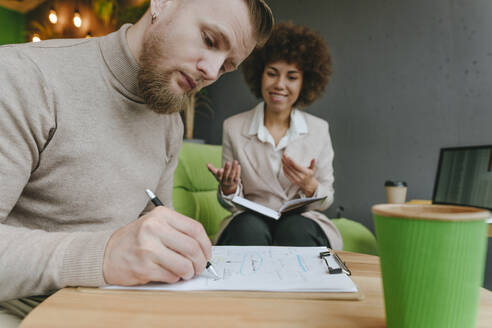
273,215,329,247
217,212,273,245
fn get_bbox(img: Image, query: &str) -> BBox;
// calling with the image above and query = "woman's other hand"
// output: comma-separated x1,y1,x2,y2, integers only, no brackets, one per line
207,160,241,195
282,154,319,197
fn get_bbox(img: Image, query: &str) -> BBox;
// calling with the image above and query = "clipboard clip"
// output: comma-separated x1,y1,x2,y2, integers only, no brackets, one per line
319,250,352,276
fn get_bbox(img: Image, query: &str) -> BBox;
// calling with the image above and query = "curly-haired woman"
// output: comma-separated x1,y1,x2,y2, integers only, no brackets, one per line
207,22,342,249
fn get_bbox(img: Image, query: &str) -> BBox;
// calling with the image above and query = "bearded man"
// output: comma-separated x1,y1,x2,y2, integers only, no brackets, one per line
0,0,273,326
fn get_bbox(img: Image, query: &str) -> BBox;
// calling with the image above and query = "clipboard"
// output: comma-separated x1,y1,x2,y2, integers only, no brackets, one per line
93,246,363,301
77,287,364,301
319,249,352,275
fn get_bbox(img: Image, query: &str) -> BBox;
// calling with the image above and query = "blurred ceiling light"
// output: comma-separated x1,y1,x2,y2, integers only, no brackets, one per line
48,8,57,24
73,10,82,28
32,34,41,42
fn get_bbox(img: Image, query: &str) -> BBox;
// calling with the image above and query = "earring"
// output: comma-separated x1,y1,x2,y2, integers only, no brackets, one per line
151,13,158,24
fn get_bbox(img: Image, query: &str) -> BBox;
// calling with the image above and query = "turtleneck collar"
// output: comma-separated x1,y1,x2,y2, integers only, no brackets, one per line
98,24,142,101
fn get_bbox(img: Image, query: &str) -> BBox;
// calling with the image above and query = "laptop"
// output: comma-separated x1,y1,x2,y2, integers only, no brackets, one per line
432,145,492,211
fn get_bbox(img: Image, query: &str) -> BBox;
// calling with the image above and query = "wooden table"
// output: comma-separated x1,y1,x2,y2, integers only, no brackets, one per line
20,252,492,328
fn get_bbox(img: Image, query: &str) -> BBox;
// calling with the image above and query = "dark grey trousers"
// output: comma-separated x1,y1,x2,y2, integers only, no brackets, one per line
217,211,330,247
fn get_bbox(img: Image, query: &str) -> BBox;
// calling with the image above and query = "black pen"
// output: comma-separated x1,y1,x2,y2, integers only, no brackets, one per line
144,189,220,279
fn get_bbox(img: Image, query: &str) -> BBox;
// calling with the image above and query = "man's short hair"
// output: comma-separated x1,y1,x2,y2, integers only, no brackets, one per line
244,0,274,46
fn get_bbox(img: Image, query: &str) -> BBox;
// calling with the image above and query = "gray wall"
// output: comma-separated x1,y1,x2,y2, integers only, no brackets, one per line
194,0,492,287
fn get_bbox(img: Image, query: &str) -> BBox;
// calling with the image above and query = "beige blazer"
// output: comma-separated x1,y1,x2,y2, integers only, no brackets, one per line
215,105,343,250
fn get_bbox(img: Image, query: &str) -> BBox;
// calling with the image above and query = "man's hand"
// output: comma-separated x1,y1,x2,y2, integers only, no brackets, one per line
102,206,212,285
207,160,241,195
282,154,319,197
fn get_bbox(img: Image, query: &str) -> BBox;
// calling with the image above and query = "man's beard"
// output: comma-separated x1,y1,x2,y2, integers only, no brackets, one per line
137,34,190,114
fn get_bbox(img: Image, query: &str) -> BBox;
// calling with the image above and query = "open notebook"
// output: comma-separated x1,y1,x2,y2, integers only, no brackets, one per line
102,246,358,294
231,195,327,220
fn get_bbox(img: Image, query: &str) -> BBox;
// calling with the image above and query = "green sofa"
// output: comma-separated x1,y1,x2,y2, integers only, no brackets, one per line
173,142,378,255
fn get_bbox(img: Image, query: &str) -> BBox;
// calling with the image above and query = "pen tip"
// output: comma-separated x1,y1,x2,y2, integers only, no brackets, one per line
145,189,155,199
207,263,220,279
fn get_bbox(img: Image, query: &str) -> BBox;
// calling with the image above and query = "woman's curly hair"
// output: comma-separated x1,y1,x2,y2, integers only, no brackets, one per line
241,21,332,108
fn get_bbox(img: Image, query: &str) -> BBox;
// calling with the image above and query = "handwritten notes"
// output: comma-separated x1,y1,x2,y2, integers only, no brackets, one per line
103,246,358,293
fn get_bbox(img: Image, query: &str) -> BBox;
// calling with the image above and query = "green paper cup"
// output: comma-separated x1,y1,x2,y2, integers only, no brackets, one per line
372,204,489,328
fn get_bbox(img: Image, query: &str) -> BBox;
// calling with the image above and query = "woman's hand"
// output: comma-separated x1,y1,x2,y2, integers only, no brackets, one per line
207,160,241,195
282,154,319,197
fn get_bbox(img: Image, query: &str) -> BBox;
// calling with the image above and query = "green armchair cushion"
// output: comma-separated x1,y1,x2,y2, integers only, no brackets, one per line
172,142,231,238
172,142,378,255
332,218,378,255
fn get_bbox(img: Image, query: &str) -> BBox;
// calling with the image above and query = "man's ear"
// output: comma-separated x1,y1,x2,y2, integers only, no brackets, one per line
150,0,173,23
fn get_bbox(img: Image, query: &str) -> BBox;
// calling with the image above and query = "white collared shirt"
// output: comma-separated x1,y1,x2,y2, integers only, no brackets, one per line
220,102,309,201
248,102,308,177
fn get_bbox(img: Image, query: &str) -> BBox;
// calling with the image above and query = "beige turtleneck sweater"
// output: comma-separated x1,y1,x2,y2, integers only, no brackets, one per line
0,24,183,301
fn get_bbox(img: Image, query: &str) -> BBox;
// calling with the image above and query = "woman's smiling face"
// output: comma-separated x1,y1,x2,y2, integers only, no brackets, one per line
261,60,303,114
